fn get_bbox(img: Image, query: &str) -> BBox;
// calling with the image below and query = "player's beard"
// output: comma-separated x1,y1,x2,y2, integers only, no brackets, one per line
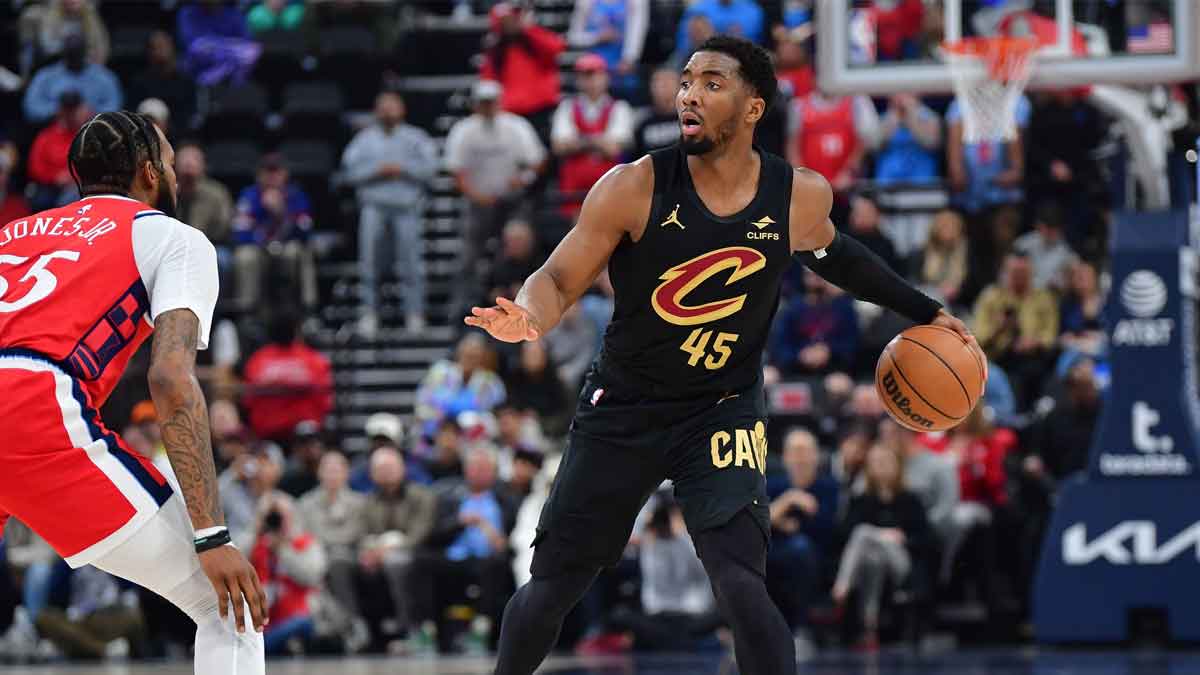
153,169,178,218
680,117,737,156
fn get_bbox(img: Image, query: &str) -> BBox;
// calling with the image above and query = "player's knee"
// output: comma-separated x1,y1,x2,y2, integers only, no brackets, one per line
159,568,221,624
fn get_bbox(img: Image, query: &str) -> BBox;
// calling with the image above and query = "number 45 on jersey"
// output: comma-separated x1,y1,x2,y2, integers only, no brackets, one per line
680,328,739,370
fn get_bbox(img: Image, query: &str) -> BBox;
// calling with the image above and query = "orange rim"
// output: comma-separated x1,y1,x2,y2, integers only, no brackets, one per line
942,36,1039,81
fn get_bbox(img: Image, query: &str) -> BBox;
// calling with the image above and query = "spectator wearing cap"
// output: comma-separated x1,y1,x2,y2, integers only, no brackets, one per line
0,142,31,224
233,152,318,310
567,0,649,100
351,412,433,491
675,0,765,56
26,91,91,211
22,32,120,124
632,67,682,158
551,54,634,216
242,312,334,443
444,80,546,316
127,31,197,134
479,2,565,141
342,90,439,338
137,97,169,134
279,421,327,498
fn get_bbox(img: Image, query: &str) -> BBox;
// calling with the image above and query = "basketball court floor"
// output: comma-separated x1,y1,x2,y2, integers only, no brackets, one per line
7,650,1200,675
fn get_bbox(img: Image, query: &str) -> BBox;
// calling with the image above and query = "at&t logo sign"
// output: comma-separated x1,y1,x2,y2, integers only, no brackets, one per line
1112,269,1173,347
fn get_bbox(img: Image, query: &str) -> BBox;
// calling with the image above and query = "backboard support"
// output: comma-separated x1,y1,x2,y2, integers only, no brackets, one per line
817,0,1200,95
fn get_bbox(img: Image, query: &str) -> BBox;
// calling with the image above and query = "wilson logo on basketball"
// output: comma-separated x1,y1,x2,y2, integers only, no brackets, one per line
879,370,935,429
651,247,766,326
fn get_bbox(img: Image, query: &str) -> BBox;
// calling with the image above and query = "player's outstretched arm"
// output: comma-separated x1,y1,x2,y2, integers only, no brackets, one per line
787,168,975,344
465,160,650,341
148,309,268,634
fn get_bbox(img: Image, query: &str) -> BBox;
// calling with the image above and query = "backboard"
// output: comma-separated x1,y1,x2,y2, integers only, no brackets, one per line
817,0,1200,95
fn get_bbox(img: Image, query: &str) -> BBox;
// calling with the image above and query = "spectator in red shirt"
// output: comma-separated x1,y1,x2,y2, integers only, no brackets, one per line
480,2,565,142
0,142,31,224
27,91,91,212
250,493,326,655
773,25,814,100
242,313,333,443
872,0,924,61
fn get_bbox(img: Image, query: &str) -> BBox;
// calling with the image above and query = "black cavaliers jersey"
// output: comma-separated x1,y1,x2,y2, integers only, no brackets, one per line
596,145,794,398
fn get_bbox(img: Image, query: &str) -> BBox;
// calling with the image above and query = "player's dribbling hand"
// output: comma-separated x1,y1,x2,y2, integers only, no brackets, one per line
464,297,540,343
930,308,988,387
199,545,269,634
930,309,974,346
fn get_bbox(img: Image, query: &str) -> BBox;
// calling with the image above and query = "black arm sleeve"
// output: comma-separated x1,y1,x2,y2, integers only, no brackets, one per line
795,230,943,325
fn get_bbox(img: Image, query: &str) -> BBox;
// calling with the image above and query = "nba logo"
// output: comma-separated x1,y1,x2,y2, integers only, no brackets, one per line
590,388,605,406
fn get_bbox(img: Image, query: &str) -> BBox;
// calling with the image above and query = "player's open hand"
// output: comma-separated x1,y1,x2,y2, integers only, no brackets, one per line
199,544,269,634
464,297,540,343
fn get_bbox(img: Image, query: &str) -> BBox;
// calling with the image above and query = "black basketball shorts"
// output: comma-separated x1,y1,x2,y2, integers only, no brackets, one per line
529,369,772,578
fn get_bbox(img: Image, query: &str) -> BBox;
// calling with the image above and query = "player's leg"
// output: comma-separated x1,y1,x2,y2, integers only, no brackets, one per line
91,492,265,675
495,383,668,675
690,509,796,675
671,397,795,674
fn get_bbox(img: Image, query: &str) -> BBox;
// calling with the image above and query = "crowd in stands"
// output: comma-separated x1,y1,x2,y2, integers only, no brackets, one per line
0,0,1196,665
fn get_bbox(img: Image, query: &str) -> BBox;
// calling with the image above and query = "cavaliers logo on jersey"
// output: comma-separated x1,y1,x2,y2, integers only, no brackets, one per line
650,246,767,326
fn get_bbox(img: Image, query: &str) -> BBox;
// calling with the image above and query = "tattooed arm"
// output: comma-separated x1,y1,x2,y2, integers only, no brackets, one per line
147,308,223,530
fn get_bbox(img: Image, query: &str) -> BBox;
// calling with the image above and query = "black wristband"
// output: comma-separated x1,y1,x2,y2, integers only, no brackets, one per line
195,528,232,553
796,230,943,325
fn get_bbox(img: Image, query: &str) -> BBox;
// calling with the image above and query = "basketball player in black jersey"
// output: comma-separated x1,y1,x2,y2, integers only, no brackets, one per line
467,36,975,674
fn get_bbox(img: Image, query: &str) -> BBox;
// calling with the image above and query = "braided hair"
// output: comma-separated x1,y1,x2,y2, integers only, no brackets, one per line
67,111,164,197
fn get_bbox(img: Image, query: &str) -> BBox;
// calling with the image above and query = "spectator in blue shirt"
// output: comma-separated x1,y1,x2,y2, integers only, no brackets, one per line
946,94,1030,215
177,0,249,47
22,33,121,124
567,0,649,99
874,94,941,185
674,0,765,57
770,268,860,376
766,428,839,629
232,152,317,310
411,447,515,652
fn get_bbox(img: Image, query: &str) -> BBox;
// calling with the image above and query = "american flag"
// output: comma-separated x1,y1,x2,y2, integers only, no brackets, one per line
1127,22,1174,54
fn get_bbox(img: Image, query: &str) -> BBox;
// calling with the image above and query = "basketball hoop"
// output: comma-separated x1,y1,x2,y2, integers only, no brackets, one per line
941,36,1040,144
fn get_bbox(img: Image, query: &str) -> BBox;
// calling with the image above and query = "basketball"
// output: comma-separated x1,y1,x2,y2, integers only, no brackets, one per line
875,325,987,432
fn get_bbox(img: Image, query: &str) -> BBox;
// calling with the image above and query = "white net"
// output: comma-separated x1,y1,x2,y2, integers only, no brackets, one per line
943,38,1039,144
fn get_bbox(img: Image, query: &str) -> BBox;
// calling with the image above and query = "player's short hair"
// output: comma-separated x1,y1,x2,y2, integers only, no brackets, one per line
692,35,778,111
67,110,164,196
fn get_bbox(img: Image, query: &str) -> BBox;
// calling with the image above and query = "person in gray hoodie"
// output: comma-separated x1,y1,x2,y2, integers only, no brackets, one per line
341,90,439,336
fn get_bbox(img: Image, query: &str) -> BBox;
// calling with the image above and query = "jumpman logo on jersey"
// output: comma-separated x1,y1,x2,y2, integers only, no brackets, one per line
660,204,684,230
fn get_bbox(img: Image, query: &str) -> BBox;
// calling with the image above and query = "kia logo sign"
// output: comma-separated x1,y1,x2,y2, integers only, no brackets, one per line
1120,270,1168,318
